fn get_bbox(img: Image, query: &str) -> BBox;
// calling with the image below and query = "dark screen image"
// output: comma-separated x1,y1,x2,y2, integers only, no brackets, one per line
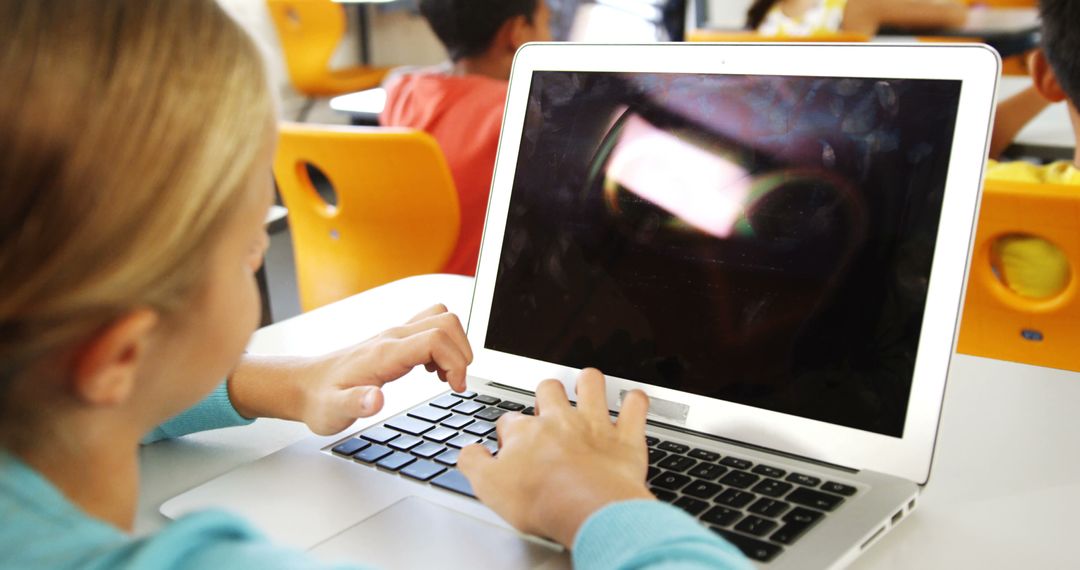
486,71,962,437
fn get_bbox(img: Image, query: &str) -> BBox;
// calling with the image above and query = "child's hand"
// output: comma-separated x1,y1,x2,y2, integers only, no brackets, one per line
458,369,655,548
228,304,472,435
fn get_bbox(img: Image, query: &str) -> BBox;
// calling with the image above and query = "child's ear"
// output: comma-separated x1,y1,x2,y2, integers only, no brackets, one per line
71,309,159,407
1029,49,1068,103
506,14,533,51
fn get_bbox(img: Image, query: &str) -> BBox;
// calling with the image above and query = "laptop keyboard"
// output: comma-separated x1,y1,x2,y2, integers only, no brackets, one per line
328,391,859,564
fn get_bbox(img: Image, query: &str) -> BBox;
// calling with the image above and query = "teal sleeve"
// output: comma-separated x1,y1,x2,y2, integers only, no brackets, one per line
573,500,754,570
142,382,254,444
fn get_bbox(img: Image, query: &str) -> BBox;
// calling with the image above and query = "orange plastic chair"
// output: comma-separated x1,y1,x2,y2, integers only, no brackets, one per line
267,0,389,97
956,179,1080,371
685,30,871,43
273,123,461,311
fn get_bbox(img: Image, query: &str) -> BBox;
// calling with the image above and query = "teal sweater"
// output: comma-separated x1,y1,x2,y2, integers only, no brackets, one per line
0,383,751,569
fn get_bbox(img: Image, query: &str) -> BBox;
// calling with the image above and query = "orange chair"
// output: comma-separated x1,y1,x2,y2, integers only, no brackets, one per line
267,0,389,97
273,123,461,311
685,30,871,42
956,179,1080,371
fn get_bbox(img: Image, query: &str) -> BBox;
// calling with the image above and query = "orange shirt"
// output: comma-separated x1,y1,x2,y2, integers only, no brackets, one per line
381,73,508,276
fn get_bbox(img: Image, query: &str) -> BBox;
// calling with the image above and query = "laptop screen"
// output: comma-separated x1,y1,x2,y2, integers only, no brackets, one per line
485,70,962,438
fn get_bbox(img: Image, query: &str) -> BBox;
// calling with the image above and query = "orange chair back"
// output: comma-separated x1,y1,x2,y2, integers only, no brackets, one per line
957,179,1080,370
266,0,387,96
685,30,871,42
273,123,461,311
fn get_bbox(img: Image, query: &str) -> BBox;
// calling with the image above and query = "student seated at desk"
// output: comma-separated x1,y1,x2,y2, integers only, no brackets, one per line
746,0,968,36
380,0,551,276
0,1,748,568
983,0,1080,299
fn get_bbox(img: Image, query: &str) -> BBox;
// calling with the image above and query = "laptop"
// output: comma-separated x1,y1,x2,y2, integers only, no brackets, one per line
163,42,999,568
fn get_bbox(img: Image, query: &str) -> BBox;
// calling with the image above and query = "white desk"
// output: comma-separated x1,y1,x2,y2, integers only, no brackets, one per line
999,76,1075,162
137,274,1080,568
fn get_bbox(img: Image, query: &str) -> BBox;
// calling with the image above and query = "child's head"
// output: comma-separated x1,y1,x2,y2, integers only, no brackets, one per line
419,0,552,62
0,0,275,435
1038,0,1080,110
746,0,780,30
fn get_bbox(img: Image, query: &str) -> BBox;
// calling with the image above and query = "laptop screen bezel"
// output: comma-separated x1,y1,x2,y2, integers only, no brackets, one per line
465,42,999,485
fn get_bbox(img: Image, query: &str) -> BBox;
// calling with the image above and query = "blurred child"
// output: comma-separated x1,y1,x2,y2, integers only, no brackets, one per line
746,0,968,36
380,0,552,276
0,1,749,567
984,0,1080,299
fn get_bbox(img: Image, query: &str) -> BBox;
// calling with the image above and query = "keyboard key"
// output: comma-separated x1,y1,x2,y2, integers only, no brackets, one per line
447,433,482,449
435,448,460,466
651,471,691,491
650,487,678,502
720,456,753,470
735,515,778,537
388,435,424,451
674,496,710,516
384,416,435,436
719,470,760,489
786,472,822,487
772,508,824,545
481,439,499,454
702,505,742,527
423,426,458,443
687,463,727,480
657,441,690,454
360,427,400,445
376,451,416,471
429,394,463,409
682,481,723,500
408,405,451,424
752,464,786,478
497,401,526,411
441,414,474,430
749,498,791,518
689,449,720,462
331,438,369,456
474,407,508,422
354,444,393,464
452,401,485,415
474,395,500,405
463,420,496,436
657,455,697,472
715,529,783,562
410,442,445,459
752,478,794,498
715,488,756,509
431,469,476,498
400,459,447,481
450,390,477,399
645,436,659,447
647,466,660,481
788,487,845,511
822,481,857,496
647,449,668,465
522,406,535,416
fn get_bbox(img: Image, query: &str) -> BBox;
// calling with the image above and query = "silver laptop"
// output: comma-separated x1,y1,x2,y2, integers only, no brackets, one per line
163,42,999,569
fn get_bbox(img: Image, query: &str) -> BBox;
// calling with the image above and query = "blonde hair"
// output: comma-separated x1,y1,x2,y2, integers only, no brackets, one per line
0,0,274,385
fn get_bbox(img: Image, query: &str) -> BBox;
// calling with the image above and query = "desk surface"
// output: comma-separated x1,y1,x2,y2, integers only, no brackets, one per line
138,274,1080,568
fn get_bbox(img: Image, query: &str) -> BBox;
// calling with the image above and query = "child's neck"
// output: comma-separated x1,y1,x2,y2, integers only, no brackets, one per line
452,55,512,82
7,416,142,532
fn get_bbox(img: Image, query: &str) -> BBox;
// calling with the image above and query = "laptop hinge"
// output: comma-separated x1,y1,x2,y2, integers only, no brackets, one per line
484,381,859,475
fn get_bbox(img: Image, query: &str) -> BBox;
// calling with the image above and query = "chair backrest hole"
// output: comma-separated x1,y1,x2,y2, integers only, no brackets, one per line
990,232,1071,300
303,162,338,208
329,229,340,240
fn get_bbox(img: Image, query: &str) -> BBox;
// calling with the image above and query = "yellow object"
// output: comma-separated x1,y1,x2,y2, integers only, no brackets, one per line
956,178,1080,371
686,30,870,42
273,123,461,311
267,0,389,97
757,0,848,36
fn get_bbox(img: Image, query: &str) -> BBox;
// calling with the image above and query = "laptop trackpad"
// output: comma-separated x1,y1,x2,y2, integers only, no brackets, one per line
310,496,564,569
